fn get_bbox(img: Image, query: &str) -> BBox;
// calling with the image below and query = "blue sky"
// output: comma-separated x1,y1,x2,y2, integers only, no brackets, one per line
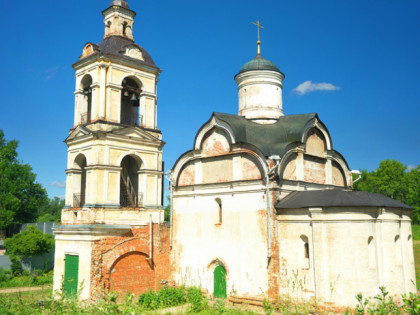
0,0,419,199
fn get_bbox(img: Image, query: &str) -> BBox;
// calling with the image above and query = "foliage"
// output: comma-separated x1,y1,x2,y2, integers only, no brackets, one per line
0,129,48,230
3,226,54,262
164,195,171,222
402,292,420,315
0,269,53,288
412,225,420,241
37,197,65,223
354,159,420,224
187,286,207,313
138,286,187,310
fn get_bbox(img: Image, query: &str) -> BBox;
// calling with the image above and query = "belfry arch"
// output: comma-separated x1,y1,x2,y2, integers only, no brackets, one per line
120,77,142,126
120,155,141,207
80,75,93,124
73,154,87,207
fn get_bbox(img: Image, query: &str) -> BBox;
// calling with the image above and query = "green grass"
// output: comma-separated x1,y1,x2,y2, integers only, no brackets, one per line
414,240,420,289
413,225,420,241
0,287,52,300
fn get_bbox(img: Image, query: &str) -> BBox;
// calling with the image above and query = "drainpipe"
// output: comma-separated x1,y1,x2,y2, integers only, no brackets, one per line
350,170,362,185
148,214,153,260
266,156,281,261
165,170,173,249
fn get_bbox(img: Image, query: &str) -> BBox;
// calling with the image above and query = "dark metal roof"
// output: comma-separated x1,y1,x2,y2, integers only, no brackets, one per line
110,0,129,9
275,189,413,210
236,54,283,76
209,112,321,157
75,36,159,70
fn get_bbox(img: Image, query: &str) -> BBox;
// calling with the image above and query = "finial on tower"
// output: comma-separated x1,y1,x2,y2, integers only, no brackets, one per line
252,21,264,55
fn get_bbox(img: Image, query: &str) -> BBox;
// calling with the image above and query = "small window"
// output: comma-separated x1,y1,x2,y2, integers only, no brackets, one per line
123,22,128,35
300,235,310,268
368,236,375,268
215,198,222,225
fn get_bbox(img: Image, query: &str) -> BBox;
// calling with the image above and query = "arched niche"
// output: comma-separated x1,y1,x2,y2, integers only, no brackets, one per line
332,160,347,187
305,128,327,157
120,76,143,126
120,155,142,207
201,128,232,157
79,75,93,124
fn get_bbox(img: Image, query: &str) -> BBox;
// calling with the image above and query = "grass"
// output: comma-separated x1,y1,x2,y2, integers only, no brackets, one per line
0,287,52,300
414,240,420,289
413,225,420,241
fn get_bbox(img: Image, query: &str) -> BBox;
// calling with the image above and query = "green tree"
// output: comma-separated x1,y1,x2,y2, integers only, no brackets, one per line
3,226,54,262
164,195,171,223
354,159,420,223
37,197,65,223
0,129,47,229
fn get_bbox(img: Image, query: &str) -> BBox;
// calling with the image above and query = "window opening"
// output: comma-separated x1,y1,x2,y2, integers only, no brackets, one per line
120,156,140,207
121,78,141,125
80,75,92,124
73,155,86,208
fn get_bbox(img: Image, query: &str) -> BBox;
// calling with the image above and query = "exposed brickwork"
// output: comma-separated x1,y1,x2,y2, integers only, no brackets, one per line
267,187,280,300
90,223,170,300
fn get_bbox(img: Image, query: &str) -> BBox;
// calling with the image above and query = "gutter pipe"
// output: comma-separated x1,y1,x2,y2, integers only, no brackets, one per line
266,156,281,261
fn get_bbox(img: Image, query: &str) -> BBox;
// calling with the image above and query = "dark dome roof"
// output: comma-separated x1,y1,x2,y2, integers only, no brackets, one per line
110,0,129,9
237,54,282,75
75,36,160,71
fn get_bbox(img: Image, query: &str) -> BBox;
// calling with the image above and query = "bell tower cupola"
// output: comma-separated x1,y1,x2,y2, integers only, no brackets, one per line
234,21,285,124
103,0,135,40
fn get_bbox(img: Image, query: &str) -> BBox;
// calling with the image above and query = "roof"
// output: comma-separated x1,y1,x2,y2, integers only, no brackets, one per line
210,112,321,157
275,189,413,210
236,54,284,76
74,36,159,71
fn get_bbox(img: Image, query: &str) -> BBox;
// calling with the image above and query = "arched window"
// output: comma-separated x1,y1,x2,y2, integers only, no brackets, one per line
74,154,87,207
122,22,128,35
300,235,310,268
120,155,141,207
215,198,222,224
395,235,402,266
80,75,92,124
121,77,142,126
368,236,375,268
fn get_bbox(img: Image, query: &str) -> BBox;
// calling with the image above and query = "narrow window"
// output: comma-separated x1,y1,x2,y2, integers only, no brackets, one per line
123,22,127,35
368,236,375,268
395,235,402,266
300,235,310,268
215,198,222,225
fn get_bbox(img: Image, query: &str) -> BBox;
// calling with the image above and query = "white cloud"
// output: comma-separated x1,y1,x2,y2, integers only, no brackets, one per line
45,66,58,80
407,164,416,171
293,80,341,96
50,180,66,188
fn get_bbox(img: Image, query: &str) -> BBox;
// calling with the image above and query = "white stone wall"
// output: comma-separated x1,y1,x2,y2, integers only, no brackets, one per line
172,183,269,297
277,207,416,306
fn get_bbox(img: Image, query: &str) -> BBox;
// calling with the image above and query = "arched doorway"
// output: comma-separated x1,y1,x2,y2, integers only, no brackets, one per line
109,252,154,295
120,155,140,207
121,77,142,125
214,265,227,298
74,154,87,207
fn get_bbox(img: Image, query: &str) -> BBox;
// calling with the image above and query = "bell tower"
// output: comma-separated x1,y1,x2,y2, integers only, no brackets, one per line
62,0,164,225
53,1,169,301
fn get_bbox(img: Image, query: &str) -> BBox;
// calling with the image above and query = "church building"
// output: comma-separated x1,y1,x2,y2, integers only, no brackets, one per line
170,26,416,307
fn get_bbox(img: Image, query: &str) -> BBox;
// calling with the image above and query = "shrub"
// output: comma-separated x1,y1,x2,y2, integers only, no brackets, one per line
187,286,207,313
138,286,187,310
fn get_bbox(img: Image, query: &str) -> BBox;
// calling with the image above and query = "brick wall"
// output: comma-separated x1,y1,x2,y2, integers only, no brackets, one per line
90,223,170,300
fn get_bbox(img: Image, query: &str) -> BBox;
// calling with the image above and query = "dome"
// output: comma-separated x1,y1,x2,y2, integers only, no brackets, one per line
110,0,129,9
236,54,283,76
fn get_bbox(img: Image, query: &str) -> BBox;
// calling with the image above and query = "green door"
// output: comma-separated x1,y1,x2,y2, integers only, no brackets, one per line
64,255,79,297
214,265,227,298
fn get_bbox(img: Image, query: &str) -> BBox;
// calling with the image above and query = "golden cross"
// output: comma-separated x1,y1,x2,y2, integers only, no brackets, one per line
252,21,264,54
